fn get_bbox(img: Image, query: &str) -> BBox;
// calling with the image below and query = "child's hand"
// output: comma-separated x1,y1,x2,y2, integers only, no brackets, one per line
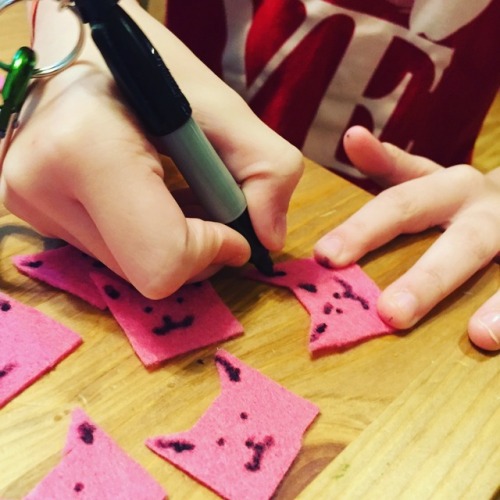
0,1,303,299
314,126,500,351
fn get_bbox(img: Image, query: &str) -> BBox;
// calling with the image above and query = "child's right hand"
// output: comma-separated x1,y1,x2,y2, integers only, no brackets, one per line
0,0,303,298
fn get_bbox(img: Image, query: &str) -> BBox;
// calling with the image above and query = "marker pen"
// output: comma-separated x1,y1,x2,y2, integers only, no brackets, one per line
73,0,274,276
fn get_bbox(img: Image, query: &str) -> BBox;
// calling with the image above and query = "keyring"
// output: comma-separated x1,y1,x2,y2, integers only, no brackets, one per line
0,0,85,78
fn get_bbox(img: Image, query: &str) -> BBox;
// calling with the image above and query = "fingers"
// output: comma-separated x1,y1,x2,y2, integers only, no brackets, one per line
113,1,305,252
241,152,304,252
343,126,441,187
377,217,499,329
314,161,500,332
66,142,251,298
197,94,304,252
314,165,471,267
468,290,500,351
3,111,251,300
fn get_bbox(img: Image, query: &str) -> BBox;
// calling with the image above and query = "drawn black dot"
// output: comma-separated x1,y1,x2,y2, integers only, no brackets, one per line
217,437,225,446
103,285,120,300
323,303,333,314
240,412,248,420
333,292,341,299
0,301,11,312
271,269,287,277
74,482,84,492
316,256,333,269
215,355,241,382
176,297,184,304
78,422,96,445
26,260,43,268
0,363,16,378
298,283,317,293
315,323,327,334
336,308,343,314
144,306,153,314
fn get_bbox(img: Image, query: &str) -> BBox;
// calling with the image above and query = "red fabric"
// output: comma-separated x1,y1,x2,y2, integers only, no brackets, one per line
166,0,500,184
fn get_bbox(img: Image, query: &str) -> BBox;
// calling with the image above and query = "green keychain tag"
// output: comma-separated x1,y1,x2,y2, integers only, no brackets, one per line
0,46,37,137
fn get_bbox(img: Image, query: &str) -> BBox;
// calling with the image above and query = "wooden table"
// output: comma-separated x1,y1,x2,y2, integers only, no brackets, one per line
1,4,499,499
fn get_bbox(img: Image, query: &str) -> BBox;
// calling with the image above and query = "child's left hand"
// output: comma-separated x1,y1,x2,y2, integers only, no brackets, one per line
314,126,500,351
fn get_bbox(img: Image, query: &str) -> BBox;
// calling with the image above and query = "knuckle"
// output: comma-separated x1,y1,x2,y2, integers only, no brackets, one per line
377,186,418,220
448,164,483,188
279,145,304,184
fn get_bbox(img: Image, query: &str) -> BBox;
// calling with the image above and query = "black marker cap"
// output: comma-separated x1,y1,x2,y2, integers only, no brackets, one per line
72,0,117,23
73,0,191,136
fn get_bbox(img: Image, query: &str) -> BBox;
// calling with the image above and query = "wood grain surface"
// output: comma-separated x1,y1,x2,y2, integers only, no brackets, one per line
1,4,499,499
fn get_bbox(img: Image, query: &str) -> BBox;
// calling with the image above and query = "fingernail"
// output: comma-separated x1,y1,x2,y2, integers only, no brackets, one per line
477,313,500,345
319,235,344,262
387,290,418,327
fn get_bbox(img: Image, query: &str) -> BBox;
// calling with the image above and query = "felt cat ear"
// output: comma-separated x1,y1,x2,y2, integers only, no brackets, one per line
91,273,244,367
0,293,81,409
147,350,319,499
245,258,394,355
25,408,166,499
13,245,114,310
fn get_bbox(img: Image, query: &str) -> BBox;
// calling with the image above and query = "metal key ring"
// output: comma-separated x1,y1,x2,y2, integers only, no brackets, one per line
0,0,85,78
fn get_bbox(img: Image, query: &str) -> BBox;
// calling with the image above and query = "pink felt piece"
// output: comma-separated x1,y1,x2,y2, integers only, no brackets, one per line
25,408,166,499
147,350,319,500
13,245,114,310
0,293,81,409
91,273,244,368
246,258,394,354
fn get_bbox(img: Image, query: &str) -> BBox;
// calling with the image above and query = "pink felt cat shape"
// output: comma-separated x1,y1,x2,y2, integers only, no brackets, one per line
147,350,319,500
25,408,166,499
0,293,81,409
91,273,244,368
13,245,115,310
245,258,394,355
